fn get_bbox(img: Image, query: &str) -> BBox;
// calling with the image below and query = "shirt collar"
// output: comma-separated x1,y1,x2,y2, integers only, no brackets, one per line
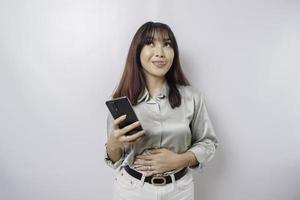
137,81,169,103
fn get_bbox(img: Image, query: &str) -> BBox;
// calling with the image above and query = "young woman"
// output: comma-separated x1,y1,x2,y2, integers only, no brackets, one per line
104,21,218,200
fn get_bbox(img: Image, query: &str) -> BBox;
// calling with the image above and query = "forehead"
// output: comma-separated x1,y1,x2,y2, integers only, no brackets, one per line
148,30,171,41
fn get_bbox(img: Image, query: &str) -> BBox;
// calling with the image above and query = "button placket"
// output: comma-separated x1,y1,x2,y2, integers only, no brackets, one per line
157,99,163,147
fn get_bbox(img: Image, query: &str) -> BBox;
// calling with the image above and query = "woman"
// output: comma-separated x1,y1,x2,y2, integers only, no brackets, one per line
104,21,218,200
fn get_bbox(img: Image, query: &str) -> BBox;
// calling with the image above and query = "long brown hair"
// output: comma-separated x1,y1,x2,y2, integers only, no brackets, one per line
113,21,190,108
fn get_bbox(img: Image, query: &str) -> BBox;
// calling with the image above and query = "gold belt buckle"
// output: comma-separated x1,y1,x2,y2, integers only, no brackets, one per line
151,176,166,186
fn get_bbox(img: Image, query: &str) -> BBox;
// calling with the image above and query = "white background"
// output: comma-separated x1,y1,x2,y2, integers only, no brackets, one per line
1,0,300,199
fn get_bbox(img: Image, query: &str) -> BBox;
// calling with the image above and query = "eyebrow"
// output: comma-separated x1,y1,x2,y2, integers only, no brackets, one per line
152,38,171,42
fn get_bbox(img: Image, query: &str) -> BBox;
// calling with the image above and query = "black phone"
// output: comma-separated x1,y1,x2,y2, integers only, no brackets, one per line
105,96,143,136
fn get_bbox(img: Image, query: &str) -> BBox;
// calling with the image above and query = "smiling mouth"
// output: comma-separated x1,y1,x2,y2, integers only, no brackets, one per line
152,61,167,68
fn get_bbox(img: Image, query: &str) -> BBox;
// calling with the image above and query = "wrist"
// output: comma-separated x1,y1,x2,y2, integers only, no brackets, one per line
106,143,120,152
177,151,196,168
107,137,121,150
106,139,122,153
106,140,123,163
175,153,190,169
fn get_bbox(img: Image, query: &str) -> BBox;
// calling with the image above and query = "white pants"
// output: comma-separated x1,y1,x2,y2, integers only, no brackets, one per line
112,167,194,200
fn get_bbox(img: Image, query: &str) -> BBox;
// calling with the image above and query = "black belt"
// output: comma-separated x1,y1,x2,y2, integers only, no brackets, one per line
124,165,187,186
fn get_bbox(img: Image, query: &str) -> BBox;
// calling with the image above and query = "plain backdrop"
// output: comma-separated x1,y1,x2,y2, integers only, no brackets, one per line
1,0,300,200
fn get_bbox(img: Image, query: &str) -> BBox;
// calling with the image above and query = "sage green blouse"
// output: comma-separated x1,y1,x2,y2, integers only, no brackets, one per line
104,81,219,173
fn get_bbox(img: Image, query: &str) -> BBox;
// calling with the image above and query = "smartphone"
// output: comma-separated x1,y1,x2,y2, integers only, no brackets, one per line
105,96,143,136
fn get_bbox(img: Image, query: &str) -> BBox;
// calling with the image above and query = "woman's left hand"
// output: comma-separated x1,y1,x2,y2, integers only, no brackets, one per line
133,148,185,176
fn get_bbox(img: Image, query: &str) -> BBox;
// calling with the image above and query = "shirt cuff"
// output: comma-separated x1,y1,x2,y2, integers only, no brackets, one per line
104,144,124,170
187,142,216,172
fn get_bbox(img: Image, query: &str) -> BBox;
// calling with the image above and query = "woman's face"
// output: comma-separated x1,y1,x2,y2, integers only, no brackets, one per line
140,33,174,80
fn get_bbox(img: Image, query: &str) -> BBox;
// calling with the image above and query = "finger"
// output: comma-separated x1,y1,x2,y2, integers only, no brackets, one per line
112,115,127,130
132,164,143,169
145,170,159,177
135,165,155,172
119,130,145,143
119,121,142,136
119,130,145,142
148,149,162,154
134,159,153,166
144,171,153,177
136,154,154,161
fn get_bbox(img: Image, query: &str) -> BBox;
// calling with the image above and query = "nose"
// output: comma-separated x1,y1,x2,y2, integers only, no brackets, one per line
154,46,165,58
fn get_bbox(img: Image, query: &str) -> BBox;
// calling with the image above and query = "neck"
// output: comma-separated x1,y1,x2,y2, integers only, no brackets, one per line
145,75,165,98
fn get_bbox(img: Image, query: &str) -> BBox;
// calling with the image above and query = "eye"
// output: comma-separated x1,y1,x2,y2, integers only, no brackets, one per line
145,41,154,47
164,42,172,48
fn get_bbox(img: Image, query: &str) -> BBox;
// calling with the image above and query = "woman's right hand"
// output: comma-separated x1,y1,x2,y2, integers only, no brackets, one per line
107,114,145,149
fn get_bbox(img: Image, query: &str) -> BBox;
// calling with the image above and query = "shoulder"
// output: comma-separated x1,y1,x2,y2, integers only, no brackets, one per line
177,84,203,101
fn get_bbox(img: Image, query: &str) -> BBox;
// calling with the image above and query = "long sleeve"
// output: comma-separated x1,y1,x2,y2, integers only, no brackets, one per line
104,112,125,169
187,91,219,172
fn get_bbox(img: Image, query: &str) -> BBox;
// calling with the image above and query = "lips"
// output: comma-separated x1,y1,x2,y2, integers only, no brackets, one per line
152,61,167,68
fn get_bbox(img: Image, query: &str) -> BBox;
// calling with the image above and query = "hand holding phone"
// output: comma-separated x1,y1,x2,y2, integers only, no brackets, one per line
108,115,145,147
105,96,144,136
106,114,145,162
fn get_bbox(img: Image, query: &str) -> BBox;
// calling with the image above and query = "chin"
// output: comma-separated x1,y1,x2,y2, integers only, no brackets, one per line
144,68,168,79
153,71,168,77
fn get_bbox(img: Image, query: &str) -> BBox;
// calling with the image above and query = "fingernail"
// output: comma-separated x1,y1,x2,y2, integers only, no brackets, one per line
123,114,127,118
